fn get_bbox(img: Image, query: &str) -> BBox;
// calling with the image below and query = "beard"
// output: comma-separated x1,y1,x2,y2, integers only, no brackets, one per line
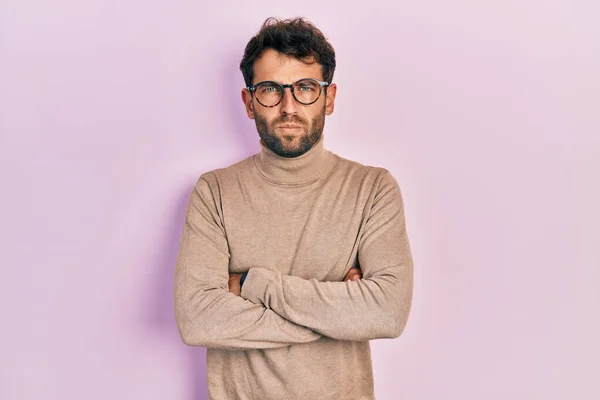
253,104,326,158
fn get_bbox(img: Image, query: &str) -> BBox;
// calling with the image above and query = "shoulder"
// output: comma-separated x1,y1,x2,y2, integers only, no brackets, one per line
330,152,398,188
195,155,254,189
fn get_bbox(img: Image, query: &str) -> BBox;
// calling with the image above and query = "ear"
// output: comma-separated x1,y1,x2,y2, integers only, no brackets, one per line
325,83,337,115
241,88,255,119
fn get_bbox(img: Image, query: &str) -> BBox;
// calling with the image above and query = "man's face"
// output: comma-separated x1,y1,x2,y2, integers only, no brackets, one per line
242,49,337,158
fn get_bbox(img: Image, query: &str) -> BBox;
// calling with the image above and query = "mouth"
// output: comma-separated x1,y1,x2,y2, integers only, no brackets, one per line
278,124,302,130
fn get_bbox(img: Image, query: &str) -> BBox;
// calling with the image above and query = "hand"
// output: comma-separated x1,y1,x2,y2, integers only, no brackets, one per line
228,273,244,296
343,267,362,281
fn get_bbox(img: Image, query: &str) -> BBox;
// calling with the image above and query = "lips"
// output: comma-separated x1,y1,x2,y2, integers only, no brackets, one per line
278,125,301,129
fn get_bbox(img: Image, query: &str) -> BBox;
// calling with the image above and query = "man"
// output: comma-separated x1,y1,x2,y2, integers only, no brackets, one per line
174,17,413,400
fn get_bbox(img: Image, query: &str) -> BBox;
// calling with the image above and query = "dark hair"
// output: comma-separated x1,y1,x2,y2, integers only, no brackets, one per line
240,17,336,87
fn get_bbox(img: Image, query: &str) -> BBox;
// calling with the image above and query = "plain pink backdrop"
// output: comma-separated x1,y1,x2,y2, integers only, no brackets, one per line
1,1,599,399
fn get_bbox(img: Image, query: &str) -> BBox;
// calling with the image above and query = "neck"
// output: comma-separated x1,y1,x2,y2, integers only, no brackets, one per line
253,135,333,186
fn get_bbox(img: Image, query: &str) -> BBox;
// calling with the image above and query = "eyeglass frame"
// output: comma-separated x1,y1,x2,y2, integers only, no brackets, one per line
246,78,330,108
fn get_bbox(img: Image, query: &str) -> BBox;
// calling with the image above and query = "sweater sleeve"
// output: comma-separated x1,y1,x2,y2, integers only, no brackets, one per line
240,170,413,342
174,175,321,350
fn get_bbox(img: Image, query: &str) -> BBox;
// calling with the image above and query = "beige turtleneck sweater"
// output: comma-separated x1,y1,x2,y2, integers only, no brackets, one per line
174,135,413,400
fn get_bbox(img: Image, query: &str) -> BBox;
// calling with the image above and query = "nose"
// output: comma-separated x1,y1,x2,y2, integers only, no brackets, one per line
279,86,298,115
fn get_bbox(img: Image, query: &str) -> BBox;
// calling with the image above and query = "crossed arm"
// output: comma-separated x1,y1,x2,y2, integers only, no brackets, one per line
174,170,413,349
228,267,363,296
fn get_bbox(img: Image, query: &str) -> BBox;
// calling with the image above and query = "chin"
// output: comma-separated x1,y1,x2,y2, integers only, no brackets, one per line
270,140,309,158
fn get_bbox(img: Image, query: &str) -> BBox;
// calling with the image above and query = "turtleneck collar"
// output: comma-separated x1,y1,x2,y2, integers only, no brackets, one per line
252,135,334,186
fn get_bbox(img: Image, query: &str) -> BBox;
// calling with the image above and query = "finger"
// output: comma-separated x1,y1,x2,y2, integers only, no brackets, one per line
228,275,240,292
343,267,362,281
229,282,241,295
345,271,361,281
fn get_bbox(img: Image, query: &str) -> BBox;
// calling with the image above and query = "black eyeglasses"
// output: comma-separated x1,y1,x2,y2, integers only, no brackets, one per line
247,78,329,107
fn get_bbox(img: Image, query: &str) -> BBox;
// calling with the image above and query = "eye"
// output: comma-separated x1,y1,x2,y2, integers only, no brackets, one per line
259,84,280,94
295,80,319,92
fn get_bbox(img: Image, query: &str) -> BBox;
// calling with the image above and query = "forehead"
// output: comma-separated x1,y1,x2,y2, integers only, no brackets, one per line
252,48,323,84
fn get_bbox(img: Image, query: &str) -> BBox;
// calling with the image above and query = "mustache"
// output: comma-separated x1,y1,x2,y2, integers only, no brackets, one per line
274,116,306,125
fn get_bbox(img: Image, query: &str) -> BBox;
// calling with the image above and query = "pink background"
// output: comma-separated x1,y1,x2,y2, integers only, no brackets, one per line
1,1,599,399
